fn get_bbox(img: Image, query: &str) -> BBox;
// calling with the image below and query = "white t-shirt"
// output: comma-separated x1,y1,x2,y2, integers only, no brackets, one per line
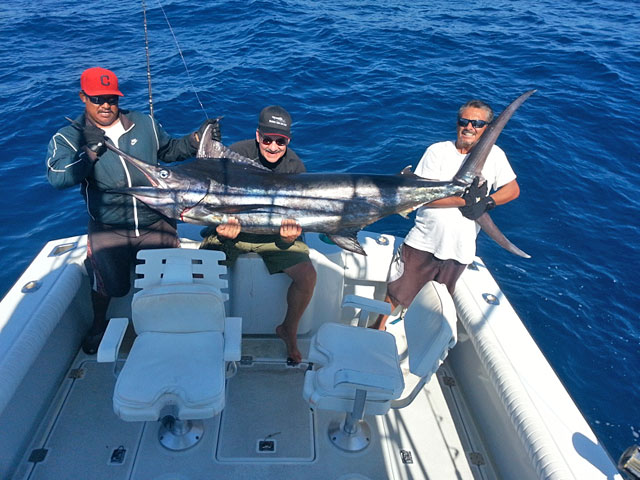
102,119,126,147
404,140,516,264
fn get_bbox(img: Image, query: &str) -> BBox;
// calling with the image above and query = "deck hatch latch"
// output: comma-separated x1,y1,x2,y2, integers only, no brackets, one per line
68,368,85,379
257,439,276,453
29,449,48,463
110,445,126,464
442,375,456,387
400,449,414,464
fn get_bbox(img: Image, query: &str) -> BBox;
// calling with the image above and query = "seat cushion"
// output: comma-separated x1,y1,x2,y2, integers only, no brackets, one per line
132,284,226,333
404,281,457,378
114,331,225,421
303,323,403,414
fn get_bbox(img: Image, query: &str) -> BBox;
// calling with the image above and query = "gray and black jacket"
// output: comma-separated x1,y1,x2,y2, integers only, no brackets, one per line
46,110,196,231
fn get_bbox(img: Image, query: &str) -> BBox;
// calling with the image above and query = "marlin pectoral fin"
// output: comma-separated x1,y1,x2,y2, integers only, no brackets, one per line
328,233,367,256
476,213,531,258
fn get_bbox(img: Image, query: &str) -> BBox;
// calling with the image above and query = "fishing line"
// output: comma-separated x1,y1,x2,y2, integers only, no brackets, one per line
142,0,154,118
153,0,210,119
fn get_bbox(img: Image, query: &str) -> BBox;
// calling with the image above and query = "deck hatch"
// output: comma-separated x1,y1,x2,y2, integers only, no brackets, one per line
216,363,314,462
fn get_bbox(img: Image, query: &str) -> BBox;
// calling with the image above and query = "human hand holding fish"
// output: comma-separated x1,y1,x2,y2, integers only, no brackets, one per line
460,177,495,220
216,217,241,239
64,116,107,162
82,123,107,159
462,177,488,206
280,219,302,244
193,117,222,144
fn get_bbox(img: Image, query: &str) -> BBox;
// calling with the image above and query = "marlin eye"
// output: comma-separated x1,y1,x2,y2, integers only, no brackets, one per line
159,170,170,179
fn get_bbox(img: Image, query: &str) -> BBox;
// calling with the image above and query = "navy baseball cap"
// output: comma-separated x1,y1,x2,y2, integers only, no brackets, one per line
258,105,291,138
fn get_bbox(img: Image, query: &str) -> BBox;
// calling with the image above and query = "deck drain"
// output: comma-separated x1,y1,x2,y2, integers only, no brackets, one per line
400,449,414,464
257,439,277,453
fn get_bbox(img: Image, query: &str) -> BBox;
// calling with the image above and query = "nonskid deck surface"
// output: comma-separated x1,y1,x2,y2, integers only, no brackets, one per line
20,336,477,480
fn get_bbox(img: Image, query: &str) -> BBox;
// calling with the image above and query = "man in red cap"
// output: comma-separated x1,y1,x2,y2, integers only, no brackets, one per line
46,67,221,355
200,106,316,365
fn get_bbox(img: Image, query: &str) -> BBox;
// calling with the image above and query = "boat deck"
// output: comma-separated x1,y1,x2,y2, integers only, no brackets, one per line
15,329,488,480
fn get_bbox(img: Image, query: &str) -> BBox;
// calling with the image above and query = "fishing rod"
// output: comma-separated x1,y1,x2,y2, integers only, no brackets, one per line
142,0,210,119
142,0,154,118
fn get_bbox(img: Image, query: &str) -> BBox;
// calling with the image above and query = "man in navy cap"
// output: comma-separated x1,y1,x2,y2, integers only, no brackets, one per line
46,67,221,355
200,106,316,365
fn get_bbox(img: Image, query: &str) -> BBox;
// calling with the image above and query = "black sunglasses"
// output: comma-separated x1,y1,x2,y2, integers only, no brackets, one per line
83,91,119,106
458,118,489,129
260,135,289,147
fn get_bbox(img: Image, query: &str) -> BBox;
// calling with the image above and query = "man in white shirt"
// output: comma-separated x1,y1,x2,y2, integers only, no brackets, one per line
371,99,520,330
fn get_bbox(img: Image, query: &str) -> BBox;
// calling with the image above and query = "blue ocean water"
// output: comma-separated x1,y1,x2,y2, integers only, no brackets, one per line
0,0,638,463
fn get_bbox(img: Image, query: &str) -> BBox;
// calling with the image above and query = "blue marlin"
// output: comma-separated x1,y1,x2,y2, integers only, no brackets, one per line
108,90,535,257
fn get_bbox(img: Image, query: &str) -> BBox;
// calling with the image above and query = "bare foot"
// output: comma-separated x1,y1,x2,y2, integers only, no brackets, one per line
369,314,388,330
276,324,302,364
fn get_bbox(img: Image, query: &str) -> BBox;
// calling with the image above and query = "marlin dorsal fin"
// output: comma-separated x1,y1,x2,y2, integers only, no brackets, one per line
196,122,271,171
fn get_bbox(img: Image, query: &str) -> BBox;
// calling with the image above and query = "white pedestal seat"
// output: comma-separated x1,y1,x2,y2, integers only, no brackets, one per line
303,323,404,416
302,281,457,452
98,248,241,451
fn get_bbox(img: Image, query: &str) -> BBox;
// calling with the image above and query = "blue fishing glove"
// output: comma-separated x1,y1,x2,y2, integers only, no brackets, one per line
460,177,495,220
83,124,107,158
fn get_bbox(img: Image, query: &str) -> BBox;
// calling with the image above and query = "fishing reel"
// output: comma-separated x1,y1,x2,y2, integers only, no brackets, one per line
619,445,640,479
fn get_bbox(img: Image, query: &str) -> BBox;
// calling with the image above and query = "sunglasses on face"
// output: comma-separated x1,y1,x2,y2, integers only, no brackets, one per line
260,135,289,147
458,118,489,129
83,92,119,106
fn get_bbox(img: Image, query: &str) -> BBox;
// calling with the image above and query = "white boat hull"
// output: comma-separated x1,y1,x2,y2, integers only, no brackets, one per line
0,227,622,479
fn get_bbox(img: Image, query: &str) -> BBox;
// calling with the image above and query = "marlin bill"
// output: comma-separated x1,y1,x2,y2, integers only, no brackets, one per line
109,90,535,257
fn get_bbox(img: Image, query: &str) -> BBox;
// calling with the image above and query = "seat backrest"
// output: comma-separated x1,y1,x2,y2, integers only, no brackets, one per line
132,249,228,334
135,248,228,294
403,281,457,379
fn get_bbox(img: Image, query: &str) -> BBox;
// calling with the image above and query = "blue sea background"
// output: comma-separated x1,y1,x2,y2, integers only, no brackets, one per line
0,0,638,464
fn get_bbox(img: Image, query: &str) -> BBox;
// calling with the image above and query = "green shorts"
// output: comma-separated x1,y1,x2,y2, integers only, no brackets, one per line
199,229,311,274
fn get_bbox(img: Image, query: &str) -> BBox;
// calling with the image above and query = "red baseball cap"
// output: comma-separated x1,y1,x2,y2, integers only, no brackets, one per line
80,67,124,96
